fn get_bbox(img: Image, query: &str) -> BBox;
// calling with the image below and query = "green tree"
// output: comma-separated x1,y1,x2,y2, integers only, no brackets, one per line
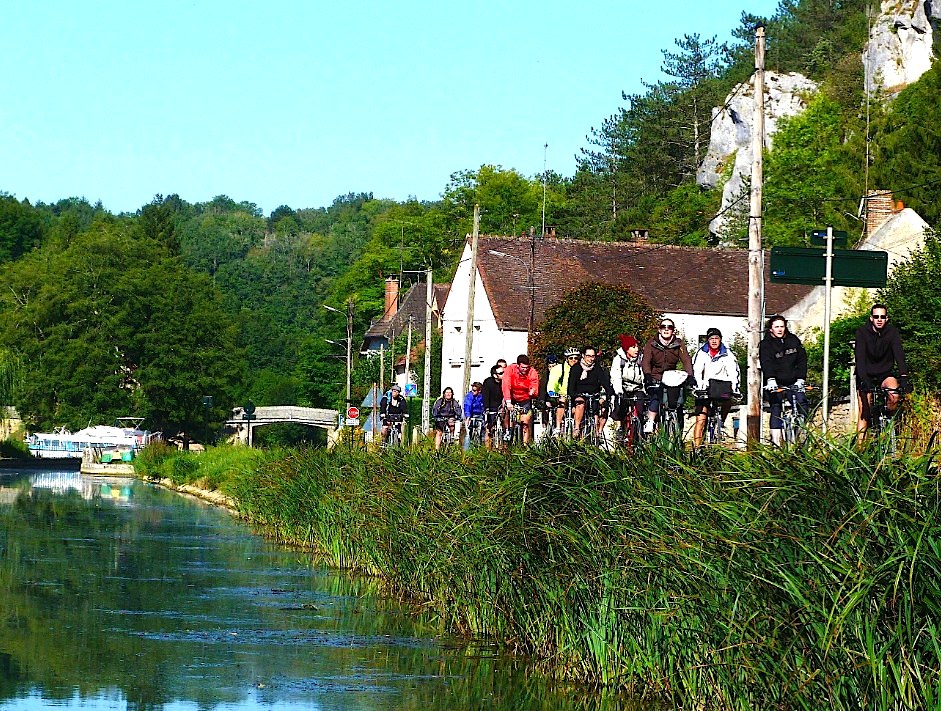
0,219,242,440
0,195,44,263
761,94,863,247
529,282,658,371
871,63,941,226
878,231,941,391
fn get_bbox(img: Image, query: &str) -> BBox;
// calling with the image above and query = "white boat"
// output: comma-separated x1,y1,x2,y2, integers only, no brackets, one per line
25,418,155,460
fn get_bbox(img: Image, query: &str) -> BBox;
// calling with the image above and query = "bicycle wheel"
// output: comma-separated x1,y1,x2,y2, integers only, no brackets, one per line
712,407,728,444
879,412,898,456
661,410,679,439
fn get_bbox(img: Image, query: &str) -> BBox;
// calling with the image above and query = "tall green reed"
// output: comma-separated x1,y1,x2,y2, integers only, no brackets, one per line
136,436,941,709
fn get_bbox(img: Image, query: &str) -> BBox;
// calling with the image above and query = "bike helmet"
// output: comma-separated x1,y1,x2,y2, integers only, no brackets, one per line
564,347,580,358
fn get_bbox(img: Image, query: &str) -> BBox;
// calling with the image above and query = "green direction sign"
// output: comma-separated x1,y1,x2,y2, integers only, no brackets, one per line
770,247,888,287
810,229,848,247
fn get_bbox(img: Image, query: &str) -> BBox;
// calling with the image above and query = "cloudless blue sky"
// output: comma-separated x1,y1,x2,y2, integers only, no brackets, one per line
3,1,780,215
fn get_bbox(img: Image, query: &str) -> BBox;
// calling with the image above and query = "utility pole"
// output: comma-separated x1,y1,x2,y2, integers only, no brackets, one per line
345,298,353,405
746,24,766,445
422,268,433,434
405,316,413,390
462,205,481,397
528,226,536,340
541,143,548,239
379,344,385,396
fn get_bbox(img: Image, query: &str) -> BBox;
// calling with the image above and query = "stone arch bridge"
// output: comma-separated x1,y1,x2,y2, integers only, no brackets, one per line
227,405,339,445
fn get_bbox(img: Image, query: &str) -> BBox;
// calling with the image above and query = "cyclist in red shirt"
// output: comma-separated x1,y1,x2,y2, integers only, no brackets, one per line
501,354,540,444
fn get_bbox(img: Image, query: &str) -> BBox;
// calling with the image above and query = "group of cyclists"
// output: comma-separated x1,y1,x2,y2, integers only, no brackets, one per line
378,304,909,450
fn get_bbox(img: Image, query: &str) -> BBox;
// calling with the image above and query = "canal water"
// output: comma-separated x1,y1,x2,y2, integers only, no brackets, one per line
0,467,619,711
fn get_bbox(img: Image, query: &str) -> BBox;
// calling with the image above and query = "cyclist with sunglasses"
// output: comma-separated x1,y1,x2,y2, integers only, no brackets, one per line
547,347,580,431
481,363,505,447
855,304,909,432
642,319,694,434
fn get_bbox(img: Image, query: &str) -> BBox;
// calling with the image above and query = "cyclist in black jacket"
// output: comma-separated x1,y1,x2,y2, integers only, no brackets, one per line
759,315,808,446
567,346,613,439
379,384,408,441
481,364,505,447
855,303,909,432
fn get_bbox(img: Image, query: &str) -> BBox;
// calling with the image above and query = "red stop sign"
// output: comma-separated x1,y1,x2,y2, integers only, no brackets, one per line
346,406,360,419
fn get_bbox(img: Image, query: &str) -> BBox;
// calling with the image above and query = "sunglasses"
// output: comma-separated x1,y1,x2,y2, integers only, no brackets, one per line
659,324,674,330
872,314,888,320
495,371,504,375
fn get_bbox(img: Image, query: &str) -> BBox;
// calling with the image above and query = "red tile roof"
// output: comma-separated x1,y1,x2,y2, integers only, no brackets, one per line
472,236,812,330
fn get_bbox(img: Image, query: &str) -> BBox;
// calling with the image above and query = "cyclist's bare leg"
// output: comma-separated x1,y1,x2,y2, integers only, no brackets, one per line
883,375,901,413
519,411,533,444
573,400,586,438
693,411,707,447
857,390,873,432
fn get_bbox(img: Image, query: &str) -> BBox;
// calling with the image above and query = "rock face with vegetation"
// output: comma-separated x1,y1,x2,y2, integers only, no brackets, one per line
863,0,938,94
696,72,818,242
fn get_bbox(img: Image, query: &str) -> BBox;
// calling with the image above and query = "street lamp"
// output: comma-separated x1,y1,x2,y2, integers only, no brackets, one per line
323,300,354,405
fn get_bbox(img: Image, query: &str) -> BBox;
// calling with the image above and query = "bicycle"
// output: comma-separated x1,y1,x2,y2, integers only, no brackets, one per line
652,371,690,441
466,415,486,447
696,390,740,445
574,392,607,446
616,391,647,449
503,404,526,446
435,418,460,451
868,385,902,455
766,384,815,446
381,413,408,448
489,409,505,448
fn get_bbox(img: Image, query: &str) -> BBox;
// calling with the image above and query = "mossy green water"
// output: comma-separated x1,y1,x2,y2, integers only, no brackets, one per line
136,437,941,709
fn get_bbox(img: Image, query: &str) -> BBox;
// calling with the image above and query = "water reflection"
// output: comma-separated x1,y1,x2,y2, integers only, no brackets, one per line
0,468,632,710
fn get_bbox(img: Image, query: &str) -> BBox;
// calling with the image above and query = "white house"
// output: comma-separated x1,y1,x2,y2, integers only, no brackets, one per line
440,235,814,397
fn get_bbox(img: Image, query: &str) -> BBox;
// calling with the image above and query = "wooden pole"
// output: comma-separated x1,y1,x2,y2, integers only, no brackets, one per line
422,268,433,434
746,25,766,445
405,316,413,391
462,205,481,398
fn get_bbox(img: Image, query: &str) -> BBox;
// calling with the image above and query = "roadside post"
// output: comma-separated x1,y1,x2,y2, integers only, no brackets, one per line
242,401,256,447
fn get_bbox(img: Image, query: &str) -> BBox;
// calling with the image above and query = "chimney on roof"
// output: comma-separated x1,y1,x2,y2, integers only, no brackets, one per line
865,190,897,237
384,277,399,320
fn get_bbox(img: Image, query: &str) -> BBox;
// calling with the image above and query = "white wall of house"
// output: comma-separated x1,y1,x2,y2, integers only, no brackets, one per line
441,244,530,400
666,313,749,352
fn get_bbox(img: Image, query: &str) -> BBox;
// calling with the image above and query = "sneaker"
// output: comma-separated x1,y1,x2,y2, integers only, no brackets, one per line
643,420,655,434
503,431,512,442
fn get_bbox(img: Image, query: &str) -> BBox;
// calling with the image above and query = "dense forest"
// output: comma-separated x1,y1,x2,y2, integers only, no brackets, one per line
1,0,940,443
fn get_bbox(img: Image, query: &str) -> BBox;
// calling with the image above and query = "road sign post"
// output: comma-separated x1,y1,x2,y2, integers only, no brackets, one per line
769,231,889,434
242,401,257,447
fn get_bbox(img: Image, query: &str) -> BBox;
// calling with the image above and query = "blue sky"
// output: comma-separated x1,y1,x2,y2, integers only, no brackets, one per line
2,1,779,215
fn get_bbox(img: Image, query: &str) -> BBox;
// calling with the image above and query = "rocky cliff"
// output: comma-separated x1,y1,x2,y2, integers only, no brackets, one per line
696,72,818,242
697,2,938,242
863,0,939,94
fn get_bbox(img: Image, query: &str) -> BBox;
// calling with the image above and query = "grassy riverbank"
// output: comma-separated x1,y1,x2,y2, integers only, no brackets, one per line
136,437,941,709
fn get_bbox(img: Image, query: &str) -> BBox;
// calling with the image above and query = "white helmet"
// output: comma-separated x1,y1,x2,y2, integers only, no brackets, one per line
564,347,580,358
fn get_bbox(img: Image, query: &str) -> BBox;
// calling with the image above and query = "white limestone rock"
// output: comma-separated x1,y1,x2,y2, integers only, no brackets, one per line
696,72,818,241
863,0,936,94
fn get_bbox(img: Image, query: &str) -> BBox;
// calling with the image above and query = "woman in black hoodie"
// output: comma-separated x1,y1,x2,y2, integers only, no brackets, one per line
759,314,807,445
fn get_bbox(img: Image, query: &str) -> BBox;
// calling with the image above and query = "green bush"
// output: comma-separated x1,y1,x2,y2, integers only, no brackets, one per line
0,437,31,459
